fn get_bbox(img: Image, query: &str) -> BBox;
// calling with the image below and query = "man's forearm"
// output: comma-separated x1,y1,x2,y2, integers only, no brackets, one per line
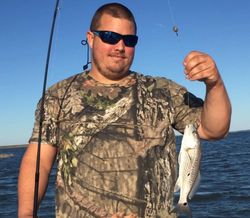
199,80,231,139
18,155,50,217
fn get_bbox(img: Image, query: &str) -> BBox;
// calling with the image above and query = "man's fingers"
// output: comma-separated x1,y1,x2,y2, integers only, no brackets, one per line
183,50,205,66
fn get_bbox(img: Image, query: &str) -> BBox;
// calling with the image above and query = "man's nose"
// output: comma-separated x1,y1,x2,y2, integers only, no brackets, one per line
114,39,125,51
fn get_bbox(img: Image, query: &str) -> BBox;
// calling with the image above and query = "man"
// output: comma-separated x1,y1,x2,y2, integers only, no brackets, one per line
18,3,231,218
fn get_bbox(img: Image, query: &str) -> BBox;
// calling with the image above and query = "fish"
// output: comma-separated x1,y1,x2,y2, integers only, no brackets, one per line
172,124,202,218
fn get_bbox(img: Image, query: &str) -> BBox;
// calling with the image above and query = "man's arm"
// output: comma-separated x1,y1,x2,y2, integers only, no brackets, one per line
18,143,57,218
184,51,232,140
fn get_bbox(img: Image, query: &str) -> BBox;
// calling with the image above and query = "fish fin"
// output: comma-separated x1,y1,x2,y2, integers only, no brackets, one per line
174,177,180,192
179,149,192,165
171,202,192,218
178,150,182,164
188,171,201,199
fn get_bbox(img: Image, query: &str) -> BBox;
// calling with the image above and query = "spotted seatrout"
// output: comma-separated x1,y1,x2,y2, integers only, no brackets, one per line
172,124,202,218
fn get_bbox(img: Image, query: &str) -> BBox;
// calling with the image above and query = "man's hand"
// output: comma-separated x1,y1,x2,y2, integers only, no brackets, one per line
183,51,222,88
183,51,231,139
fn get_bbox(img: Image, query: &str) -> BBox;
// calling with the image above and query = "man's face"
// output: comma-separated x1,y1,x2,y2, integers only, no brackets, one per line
87,14,136,81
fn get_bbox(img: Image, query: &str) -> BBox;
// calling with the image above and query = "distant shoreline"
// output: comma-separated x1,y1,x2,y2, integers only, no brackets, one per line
0,144,28,149
0,145,27,158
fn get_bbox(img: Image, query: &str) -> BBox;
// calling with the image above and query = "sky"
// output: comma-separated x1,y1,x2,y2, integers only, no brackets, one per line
1,0,250,146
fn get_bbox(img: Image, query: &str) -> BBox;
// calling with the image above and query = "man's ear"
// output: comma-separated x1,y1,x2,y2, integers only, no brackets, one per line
87,31,94,49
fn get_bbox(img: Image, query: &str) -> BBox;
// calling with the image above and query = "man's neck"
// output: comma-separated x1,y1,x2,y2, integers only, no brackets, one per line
88,70,134,86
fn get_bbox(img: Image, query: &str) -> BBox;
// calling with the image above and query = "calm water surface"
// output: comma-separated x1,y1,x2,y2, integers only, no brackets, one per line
0,131,249,218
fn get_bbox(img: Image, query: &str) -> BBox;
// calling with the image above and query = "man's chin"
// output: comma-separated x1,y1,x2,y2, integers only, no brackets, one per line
107,68,130,80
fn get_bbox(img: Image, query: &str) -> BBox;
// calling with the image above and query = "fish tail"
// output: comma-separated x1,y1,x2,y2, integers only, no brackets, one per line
171,202,192,218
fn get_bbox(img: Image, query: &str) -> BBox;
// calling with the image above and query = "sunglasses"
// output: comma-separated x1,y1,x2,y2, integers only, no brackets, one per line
92,30,138,47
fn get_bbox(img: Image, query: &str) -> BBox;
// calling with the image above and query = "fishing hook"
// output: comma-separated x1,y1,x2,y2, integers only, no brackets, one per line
33,0,60,217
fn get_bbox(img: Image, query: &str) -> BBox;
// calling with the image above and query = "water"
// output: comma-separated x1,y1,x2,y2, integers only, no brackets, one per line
0,131,249,218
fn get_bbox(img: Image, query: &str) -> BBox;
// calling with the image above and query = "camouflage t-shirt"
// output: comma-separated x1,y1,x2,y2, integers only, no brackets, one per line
30,71,203,218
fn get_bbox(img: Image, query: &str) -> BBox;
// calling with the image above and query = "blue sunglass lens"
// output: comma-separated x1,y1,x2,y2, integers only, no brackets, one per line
94,31,138,47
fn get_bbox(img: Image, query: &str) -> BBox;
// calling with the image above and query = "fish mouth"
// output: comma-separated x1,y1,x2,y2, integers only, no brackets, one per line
186,123,196,130
184,124,198,136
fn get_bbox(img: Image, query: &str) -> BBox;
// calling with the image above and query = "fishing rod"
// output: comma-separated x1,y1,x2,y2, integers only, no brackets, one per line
33,0,60,217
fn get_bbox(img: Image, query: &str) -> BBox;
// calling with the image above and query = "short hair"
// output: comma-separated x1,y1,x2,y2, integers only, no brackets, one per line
90,3,137,33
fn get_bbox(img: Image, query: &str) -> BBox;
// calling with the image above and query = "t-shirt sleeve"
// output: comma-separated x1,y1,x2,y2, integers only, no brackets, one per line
156,77,203,134
29,89,60,147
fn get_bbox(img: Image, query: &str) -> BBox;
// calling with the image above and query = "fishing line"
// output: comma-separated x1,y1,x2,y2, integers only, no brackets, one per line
167,0,178,35
33,0,61,217
167,0,190,107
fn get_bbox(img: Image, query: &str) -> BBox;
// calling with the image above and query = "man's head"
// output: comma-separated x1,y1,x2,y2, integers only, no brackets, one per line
87,3,138,83
90,3,137,34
